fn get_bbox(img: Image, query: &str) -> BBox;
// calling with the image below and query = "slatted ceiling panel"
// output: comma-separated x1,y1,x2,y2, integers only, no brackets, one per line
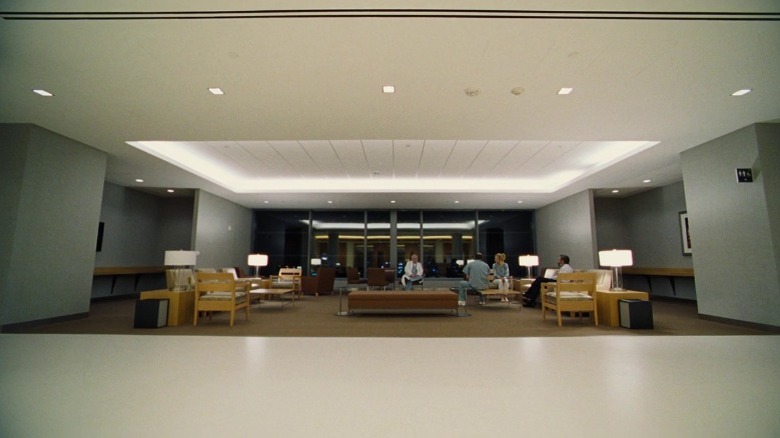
525,141,575,172
216,142,270,176
468,140,518,175
240,141,298,176
362,139,394,176
393,139,424,178
267,140,310,175
503,141,548,166
551,142,592,169
441,140,487,177
333,140,368,178
419,140,456,177
245,141,295,176
299,140,343,177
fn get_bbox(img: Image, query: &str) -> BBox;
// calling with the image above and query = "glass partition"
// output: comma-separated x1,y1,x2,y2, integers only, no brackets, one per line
421,211,477,278
310,211,365,277
476,210,535,277
252,211,309,277
252,209,533,279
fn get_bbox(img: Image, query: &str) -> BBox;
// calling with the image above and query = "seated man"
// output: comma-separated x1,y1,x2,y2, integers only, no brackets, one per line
402,252,424,290
456,253,490,306
523,254,573,307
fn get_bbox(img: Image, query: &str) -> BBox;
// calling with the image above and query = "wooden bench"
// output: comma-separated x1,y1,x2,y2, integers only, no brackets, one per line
348,290,458,314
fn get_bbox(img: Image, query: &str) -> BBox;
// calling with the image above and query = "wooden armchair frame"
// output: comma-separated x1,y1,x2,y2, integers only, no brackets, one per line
541,272,598,326
194,272,250,326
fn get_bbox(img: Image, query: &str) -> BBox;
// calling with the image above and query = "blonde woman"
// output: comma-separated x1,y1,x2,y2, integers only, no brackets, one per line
492,253,512,301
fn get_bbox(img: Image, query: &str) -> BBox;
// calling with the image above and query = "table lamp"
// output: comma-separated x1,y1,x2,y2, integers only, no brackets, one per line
310,258,322,276
247,253,268,278
518,255,539,279
598,249,633,291
164,250,197,291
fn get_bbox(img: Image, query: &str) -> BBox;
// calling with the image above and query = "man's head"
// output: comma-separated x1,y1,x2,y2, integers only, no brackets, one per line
475,252,484,260
558,254,570,266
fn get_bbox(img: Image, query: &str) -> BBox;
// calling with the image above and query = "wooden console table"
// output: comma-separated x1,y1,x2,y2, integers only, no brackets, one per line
595,289,650,327
140,289,194,326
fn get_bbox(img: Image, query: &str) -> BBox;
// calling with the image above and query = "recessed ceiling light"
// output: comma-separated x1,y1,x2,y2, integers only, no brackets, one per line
32,89,53,97
390,200,396,204
167,189,175,193
263,200,269,204
611,189,619,193
382,85,395,94
135,178,144,183
327,200,333,204
454,200,460,204
208,88,225,95
731,88,752,96
643,179,652,183
557,87,574,95
517,200,523,204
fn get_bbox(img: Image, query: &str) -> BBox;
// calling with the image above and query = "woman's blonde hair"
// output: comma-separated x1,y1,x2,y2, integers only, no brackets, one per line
494,252,506,262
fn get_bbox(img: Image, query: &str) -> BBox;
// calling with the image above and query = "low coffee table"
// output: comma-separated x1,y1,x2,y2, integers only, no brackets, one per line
250,288,295,309
478,289,522,309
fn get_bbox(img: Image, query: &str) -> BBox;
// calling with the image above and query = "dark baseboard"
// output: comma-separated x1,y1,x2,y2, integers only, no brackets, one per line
698,313,780,332
1,312,90,333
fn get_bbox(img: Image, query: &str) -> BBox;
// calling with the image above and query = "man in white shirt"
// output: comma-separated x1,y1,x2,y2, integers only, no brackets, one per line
402,253,424,290
522,254,573,307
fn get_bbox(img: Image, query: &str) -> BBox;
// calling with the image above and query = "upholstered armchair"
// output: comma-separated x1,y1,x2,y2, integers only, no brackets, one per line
271,268,301,293
366,268,393,290
346,267,367,290
193,272,250,326
300,267,336,296
541,272,598,326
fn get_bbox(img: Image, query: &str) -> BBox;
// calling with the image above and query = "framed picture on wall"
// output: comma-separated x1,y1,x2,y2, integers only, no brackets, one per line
679,211,692,255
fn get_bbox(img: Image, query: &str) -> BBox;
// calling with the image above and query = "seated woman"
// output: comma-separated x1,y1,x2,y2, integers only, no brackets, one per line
402,253,424,290
492,253,511,301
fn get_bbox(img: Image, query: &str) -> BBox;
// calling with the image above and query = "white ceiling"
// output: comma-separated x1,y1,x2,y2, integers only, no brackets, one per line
1,1,779,210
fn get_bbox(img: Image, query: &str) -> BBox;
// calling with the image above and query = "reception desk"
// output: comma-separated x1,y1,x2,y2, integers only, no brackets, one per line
595,289,650,327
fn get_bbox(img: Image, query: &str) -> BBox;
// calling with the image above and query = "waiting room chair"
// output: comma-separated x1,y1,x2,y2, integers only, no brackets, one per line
271,267,302,296
346,267,367,290
193,272,250,327
541,272,598,327
301,267,336,296
366,268,393,290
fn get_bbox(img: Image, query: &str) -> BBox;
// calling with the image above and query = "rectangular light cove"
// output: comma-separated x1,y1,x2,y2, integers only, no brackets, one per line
208,88,225,95
382,85,395,94
33,89,53,96
557,88,573,95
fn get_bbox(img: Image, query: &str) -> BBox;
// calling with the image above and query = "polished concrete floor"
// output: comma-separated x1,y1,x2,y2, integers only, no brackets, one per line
2,334,779,437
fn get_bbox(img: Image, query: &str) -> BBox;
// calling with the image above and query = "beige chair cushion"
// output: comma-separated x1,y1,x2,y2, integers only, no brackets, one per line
200,292,247,302
544,291,593,303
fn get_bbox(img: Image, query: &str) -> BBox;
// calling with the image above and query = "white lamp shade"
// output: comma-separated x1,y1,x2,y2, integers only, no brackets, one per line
599,249,633,267
164,250,197,266
455,259,464,267
248,254,268,267
518,255,539,266
311,258,322,266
